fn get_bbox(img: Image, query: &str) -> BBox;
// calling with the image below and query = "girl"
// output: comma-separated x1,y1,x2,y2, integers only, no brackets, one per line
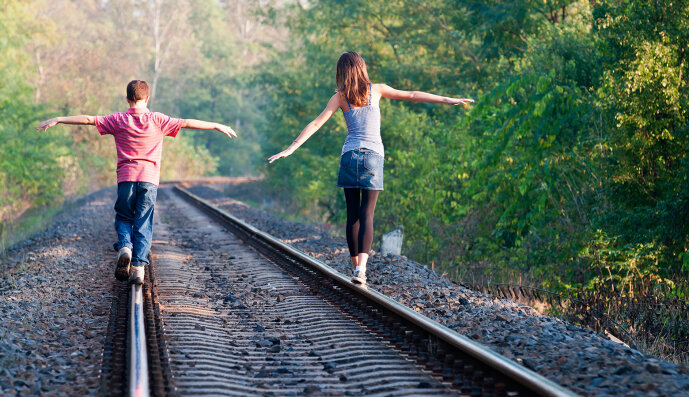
268,51,473,285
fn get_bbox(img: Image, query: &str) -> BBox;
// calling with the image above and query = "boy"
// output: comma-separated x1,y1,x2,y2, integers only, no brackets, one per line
37,80,236,284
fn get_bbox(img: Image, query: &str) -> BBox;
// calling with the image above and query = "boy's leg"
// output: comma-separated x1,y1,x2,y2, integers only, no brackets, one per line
131,182,158,268
114,183,136,281
114,182,136,251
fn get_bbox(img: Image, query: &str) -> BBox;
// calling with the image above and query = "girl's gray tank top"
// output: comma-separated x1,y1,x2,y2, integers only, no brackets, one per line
341,87,384,156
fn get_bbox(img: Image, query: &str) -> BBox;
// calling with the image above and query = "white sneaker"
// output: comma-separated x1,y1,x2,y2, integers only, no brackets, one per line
351,267,366,285
129,266,145,285
115,247,132,281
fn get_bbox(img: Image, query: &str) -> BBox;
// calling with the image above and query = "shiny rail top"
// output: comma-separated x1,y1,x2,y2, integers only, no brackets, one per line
129,284,149,397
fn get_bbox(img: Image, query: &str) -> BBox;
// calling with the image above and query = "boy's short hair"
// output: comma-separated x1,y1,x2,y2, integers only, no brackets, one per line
127,80,150,102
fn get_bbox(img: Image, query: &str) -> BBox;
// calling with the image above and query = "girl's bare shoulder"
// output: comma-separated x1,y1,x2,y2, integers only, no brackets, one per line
371,83,386,101
332,91,349,112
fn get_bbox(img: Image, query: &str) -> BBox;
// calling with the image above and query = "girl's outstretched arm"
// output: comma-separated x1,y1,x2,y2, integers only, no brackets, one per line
268,94,341,163
377,84,474,106
37,115,95,131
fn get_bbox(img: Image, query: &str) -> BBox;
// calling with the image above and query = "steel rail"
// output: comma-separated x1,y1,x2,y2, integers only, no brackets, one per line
129,283,150,397
174,185,578,397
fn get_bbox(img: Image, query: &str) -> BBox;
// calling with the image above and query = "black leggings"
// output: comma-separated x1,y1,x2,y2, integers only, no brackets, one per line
344,188,380,257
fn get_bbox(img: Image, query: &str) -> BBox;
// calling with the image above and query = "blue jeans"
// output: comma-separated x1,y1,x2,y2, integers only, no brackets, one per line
113,182,158,266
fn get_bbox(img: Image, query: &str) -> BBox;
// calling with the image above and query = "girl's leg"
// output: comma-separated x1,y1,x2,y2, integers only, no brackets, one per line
356,189,380,269
344,188,361,270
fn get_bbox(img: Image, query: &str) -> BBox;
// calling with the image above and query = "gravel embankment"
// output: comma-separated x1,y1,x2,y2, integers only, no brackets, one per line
0,188,116,396
187,182,689,397
1,181,688,396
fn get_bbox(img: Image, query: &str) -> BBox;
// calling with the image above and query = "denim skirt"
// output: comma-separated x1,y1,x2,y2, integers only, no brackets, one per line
337,148,384,190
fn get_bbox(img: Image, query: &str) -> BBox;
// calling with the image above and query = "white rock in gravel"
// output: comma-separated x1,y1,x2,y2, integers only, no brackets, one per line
381,226,403,256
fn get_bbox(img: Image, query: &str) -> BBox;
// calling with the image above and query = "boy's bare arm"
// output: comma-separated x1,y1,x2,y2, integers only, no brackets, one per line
37,115,95,131
181,119,237,139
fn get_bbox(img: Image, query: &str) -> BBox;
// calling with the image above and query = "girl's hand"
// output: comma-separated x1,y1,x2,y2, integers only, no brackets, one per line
268,148,295,163
448,98,475,106
37,118,59,131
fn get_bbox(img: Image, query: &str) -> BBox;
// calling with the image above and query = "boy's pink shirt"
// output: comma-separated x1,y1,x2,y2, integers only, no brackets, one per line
95,107,183,186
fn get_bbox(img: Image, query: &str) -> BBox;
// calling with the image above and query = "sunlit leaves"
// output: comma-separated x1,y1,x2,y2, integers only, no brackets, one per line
258,0,687,300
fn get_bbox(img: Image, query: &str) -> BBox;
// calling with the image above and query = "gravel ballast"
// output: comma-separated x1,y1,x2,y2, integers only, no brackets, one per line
1,181,688,396
0,188,116,396
186,181,689,397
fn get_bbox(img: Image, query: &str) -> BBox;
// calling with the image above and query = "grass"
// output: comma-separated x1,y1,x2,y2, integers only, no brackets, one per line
0,205,64,255
461,278,689,366
0,186,103,256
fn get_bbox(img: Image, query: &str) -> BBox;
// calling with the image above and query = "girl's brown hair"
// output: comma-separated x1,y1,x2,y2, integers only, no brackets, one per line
336,52,371,107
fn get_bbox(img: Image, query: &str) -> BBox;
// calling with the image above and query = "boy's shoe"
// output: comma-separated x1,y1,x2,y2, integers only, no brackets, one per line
351,267,367,285
129,266,145,285
115,247,132,281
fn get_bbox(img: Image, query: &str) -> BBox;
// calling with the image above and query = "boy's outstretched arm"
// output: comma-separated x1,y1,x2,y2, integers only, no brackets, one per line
37,115,95,131
181,119,237,139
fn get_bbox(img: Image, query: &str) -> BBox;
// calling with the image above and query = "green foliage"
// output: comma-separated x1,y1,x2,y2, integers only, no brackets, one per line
160,135,218,181
589,0,689,293
453,17,603,286
3,0,689,359
0,0,68,243
260,0,689,315
0,101,67,220
1,0,230,247
154,0,271,176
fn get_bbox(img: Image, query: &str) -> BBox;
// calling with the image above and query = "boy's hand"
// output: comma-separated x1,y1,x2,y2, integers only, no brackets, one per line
215,124,237,139
37,115,94,130
37,118,59,131
268,148,295,163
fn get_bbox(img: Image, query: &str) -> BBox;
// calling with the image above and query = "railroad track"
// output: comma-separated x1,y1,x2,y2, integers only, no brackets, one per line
102,185,578,396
